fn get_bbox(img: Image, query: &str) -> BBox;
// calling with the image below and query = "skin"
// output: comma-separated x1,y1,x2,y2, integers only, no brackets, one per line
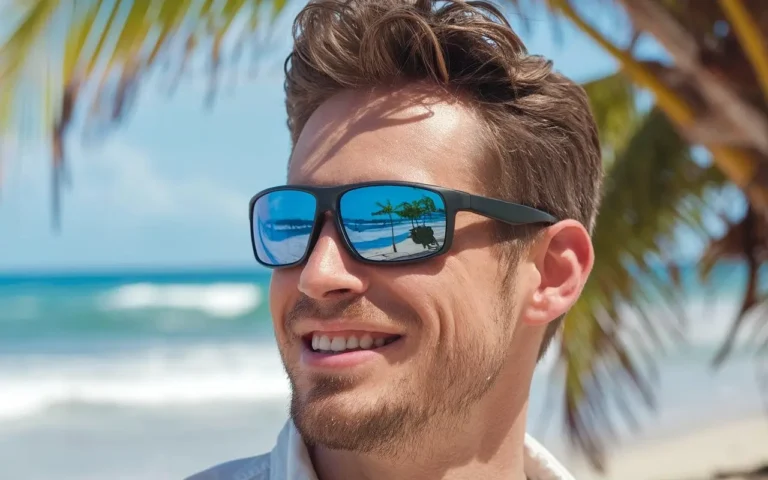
268,84,595,480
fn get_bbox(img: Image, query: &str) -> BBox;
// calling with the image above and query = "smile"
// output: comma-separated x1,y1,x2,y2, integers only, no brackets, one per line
304,331,402,354
300,330,405,370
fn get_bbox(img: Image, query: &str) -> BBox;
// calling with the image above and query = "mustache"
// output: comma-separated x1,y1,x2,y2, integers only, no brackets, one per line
285,294,419,331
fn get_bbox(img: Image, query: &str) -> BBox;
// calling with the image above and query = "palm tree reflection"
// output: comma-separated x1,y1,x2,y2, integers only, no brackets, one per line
371,200,398,253
370,195,444,253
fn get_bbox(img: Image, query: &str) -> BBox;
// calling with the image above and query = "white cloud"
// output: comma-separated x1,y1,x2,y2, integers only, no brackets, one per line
0,137,248,228
69,139,248,225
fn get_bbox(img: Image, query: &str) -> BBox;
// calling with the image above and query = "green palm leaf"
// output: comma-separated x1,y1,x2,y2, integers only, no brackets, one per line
547,103,727,470
0,0,288,226
701,205,768,367
580,72,640,169
372,200,395,216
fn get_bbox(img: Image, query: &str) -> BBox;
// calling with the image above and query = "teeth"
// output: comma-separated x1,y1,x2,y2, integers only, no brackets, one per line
359,334,373,349
310,333,397,352
330,337,346,352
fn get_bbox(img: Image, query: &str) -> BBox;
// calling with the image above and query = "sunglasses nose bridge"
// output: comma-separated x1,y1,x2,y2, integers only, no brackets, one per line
304,211,353,270
314,195,336,217
309,194,343,250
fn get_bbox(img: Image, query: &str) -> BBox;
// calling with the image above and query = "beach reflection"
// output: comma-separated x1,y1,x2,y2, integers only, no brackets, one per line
341,186,446,261
253,186,447,264
253,190,316,265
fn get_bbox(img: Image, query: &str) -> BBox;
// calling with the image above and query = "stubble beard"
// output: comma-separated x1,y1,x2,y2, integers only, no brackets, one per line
284,301,515,460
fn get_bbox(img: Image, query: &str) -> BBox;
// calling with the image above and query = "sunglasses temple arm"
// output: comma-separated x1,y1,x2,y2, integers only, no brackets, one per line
467,194,557,225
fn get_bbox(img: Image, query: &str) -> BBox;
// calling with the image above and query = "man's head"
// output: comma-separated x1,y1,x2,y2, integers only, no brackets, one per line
265,0,602,458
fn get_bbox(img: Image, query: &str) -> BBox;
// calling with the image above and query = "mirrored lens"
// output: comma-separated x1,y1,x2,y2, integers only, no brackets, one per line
252,190,316,266
339,185,446,262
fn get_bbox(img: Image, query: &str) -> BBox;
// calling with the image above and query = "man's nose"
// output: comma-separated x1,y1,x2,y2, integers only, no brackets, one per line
298,217,369,300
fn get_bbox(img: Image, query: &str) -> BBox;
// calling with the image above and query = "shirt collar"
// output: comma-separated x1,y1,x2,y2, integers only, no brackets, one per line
269,420,574,480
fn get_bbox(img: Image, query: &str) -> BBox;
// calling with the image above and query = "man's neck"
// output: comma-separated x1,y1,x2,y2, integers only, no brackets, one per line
309,391,530,480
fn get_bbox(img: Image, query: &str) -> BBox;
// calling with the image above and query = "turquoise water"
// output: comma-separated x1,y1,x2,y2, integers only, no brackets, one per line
0,269,274,344
256,214,444,252
0,262,764,440
0,261,754,342
0,263,719,347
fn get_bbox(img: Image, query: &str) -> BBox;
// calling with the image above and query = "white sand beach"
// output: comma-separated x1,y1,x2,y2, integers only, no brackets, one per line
355,224,446,261
255,221,447,262
4,402,764,480
563,415,768,480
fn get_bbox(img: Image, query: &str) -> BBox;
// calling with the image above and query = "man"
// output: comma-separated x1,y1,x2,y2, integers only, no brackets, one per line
187,0,601,478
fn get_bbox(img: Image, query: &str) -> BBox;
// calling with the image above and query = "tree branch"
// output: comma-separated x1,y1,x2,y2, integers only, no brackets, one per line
619,0,768,156
719,0,768,106
549,0,768,219
549,0,694,125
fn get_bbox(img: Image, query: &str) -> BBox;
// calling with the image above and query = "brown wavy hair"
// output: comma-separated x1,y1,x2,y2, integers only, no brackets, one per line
283,0,603,359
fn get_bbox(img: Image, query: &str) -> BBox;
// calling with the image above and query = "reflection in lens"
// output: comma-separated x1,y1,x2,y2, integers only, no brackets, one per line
253,190,316,266
340,185,446,261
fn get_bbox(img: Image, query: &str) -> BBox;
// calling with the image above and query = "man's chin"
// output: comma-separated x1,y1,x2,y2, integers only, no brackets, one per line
290,388,419,455
292,383,371,427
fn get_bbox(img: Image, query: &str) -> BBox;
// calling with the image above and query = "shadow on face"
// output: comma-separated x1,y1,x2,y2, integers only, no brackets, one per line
288,84,488,186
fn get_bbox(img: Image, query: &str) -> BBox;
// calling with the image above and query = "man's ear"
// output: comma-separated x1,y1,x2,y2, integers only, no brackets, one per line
522,220,594,326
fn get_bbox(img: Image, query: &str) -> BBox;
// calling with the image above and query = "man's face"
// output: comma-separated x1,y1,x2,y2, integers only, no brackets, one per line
269,86,539,455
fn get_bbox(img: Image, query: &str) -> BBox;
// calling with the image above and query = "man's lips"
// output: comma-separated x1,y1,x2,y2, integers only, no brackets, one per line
293,319,405,338
299,332,405,370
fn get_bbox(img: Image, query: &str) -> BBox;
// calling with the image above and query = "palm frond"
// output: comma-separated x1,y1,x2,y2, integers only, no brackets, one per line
503,0,628,48
580,72,640,169
0,0,289,227
701,204,768,366
546,106,728,471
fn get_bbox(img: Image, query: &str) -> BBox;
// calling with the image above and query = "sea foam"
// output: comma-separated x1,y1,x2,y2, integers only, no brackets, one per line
0,342,290,421
100,283,262,318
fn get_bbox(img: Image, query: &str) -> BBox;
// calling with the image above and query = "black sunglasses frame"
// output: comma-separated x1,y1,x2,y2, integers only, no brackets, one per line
248,181,557,269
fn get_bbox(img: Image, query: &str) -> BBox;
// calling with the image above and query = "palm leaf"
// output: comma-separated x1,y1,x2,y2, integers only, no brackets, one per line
700,204,768,367
580,72,640,169
545,105,727,471
0,0,289,227
503,0,768,372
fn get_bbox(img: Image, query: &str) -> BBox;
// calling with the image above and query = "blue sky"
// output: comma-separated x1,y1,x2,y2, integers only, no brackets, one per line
340,186,444,221
0,2,653,271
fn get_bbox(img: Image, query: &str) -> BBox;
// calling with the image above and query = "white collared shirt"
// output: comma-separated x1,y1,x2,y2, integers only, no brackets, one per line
185,420,575,480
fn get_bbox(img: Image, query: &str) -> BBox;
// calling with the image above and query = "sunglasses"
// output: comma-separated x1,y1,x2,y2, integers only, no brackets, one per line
249,181,557,268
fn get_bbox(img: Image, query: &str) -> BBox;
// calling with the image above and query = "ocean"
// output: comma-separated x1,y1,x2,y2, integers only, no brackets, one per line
0,264,766,479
